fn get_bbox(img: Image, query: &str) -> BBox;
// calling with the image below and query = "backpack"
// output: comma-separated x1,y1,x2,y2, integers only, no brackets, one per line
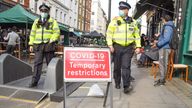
162,25,179,50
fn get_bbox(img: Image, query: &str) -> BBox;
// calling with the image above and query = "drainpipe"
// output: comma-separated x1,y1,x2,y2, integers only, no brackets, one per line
35,0,38,13
108,0,111,24
83,0,87,32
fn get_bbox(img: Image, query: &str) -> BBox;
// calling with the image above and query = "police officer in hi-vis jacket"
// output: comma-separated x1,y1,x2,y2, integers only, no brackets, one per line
106,1,141,93
29,3,60,87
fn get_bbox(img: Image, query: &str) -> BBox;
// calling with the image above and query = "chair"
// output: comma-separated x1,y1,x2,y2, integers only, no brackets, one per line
55,45,64,57
167,50,189,82
151,61,159,80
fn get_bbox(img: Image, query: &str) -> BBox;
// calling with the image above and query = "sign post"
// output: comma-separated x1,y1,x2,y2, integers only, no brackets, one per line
63,47,112,108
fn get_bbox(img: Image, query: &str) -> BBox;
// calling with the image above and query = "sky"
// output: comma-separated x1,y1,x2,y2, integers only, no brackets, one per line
100,0,137,20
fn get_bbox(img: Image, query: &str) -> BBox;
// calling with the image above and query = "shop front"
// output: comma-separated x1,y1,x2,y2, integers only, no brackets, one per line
179,0,192,79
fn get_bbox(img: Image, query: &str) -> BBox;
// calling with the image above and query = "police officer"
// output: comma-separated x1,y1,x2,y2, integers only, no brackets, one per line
106,1,141,93
29,3,60,87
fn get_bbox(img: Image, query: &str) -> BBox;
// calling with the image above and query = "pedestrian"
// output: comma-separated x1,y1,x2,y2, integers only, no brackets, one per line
4,26,20,55
106,1,141,94
141,34,145,47
29,3,60,87
152,14,174,86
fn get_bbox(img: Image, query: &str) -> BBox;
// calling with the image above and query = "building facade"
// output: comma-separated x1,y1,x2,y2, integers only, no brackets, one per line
0,0,30,12
90,0,107,35
63,0,78,29
77,0,92,32
29,0,69,25
134,0,176,38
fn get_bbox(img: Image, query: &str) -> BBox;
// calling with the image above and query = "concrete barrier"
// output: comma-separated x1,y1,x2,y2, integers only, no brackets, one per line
0,54,32,84
44,58,63,93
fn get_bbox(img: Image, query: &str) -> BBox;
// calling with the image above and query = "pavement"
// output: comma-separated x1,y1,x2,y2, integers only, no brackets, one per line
1,59,192,108
47,61,192,108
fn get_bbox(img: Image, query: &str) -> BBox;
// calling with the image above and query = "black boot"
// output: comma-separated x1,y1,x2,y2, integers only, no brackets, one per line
130,76,135,81
154,79,166,86
124,85,133,94
29,82,38,88
115,84,121,89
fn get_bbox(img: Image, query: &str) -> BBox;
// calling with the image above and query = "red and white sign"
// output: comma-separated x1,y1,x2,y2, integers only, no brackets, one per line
64,47,111,82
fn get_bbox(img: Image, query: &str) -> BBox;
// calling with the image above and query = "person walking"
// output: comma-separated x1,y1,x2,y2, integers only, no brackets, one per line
152,14,174,86
106,1,141,93
4,26,20,55
29,3,60,87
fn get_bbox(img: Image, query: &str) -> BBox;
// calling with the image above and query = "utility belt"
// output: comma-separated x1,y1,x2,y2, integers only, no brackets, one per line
33,42,56,52
113,42,135,47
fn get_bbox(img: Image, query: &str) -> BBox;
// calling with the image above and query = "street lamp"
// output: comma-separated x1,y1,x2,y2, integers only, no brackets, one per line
108,0,111,23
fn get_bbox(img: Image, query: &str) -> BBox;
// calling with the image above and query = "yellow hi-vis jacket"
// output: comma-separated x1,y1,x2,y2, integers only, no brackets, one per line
29,17,60,45
106,17,141,47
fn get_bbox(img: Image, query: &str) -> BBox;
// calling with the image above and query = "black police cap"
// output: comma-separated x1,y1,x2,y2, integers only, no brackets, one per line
39,3,50,11
119,1,131,10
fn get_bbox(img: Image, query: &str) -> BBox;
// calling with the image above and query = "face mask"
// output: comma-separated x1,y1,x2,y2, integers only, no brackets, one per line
41,12,48,18
119,10,125,17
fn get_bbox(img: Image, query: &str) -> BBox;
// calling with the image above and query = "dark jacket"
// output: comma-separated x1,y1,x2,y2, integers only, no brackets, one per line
157,21,174,49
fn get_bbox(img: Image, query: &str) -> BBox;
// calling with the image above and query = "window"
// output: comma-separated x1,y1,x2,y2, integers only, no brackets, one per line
60,12,62,20
64,14,66,20
19,0,24,4
55,9,58,20
91,20,94,25
69,17,72,25
74,19,76,25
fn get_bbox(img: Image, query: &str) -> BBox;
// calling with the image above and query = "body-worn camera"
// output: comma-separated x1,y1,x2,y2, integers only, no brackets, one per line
117,17,133,26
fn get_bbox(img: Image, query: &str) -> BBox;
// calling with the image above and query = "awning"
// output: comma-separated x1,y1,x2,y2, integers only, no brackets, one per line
72,31,81,37
133,0,165,19
58,23,69,32
0,4,69,32
0,4,38,24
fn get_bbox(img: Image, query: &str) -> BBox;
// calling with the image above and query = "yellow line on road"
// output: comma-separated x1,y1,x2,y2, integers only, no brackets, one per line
0,95,9,99
35,98,49,108
10,98,38,104
43,102,51,108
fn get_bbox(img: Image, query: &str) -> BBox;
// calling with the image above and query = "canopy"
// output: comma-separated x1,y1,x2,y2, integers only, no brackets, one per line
58,23,69,32
133,0,152,19
0,4,38,24
0,4,69,32
72,31,81,37
133,0,170,19
82,31,103,38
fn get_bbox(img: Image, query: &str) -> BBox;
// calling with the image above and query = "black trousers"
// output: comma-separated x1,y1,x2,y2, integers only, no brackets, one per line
31,44,55,83
113,43,134,88
6,45,15,55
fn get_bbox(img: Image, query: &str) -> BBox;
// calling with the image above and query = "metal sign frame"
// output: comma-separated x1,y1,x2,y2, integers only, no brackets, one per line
63,47,113,108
